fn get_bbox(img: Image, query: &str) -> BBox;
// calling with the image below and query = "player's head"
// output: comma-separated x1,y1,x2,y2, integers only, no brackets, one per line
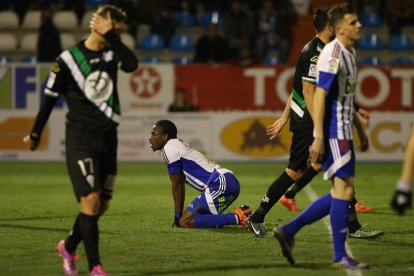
94,4,126,36
96,4,126,23
314,7,330,33
328,3,361,44
149,120,178,151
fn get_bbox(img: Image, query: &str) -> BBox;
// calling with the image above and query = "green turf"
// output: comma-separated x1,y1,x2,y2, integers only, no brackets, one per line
0,162,413,276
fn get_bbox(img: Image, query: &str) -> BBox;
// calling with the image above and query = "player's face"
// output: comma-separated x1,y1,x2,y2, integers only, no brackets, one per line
339,13,362,44
149,126,167,151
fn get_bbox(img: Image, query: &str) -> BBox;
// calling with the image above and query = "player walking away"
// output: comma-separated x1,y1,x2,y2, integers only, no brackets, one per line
279,102,375,214
273,3,370,269
23,5,138,276
149,120,251,229
246,7,382,239
391,123,414,214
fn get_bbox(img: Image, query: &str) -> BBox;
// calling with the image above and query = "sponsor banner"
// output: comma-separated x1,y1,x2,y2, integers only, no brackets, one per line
0,64,174,114
175,65,414,111
0,110,412,161
1,64,413,112
119,64,174,114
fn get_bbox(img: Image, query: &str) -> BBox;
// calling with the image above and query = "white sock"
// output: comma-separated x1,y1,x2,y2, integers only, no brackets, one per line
396,178,412,193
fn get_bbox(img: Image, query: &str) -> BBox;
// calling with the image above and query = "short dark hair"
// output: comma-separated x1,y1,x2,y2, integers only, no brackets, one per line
328,3,355,29
96,4,126,22
313,7,330,33
155,120,177,139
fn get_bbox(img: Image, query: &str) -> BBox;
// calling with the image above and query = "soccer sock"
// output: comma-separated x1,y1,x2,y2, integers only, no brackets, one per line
194,213,238,228
330,198,350,262
282,193,332,238
250,171,294,223
65,213,82,253
79,213,100,271
396,178,412,192
285,166,319,199
348,197,361,233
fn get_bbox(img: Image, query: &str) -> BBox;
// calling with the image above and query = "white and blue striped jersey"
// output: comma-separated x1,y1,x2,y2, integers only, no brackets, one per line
316,38,357,140
160,139,232,191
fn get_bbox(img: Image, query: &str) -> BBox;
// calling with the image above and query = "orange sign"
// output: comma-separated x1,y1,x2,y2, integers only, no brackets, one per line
0,117,48,150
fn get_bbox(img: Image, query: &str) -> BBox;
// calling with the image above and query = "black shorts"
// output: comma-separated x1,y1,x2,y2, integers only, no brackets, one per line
65,124,117,202
287,125,314,171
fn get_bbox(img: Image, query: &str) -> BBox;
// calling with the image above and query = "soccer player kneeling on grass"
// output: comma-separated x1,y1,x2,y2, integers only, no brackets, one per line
149,119,251,228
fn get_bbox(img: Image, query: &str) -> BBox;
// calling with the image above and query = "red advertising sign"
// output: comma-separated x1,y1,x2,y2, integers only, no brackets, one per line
175,65,414,111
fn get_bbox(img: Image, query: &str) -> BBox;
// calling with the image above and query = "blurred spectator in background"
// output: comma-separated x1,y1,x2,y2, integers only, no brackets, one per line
228,41,260,67
170,0,199,18
223,0,254,59
253,0,295,62
194,24,230,63
37,7,62,62
149,5,177,47
169,87,197,112
385,0,414,35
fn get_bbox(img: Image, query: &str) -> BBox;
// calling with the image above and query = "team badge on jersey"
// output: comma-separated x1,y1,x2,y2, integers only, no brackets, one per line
308,64,317,77
328,57,339,73
84,71,113,103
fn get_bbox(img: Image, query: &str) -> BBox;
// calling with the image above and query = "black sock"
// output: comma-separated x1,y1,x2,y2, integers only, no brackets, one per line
250,171,294,223
285,166,319,199
65,213,82,253
348,197,361,233
79,213,100,271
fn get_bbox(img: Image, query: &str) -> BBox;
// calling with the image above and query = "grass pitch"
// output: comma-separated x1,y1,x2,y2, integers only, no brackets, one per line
0,162,413,276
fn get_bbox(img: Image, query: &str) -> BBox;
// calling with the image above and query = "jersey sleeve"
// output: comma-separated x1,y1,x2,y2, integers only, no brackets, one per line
44,57,69,97
162,143,183,174
301,51,318,84
316,47,339,92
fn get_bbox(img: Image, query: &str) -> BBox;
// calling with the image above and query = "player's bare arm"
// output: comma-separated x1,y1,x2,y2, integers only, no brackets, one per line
310,87,327,163
302,81,317,119
267,94,292,140
169,172,186,227
353,111,369,152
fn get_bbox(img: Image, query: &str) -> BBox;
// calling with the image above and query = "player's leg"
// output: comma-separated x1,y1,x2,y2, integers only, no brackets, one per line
284,162,322,200
249,128,310,224
280,126,316,211
391,125,414,214
180,172,241,228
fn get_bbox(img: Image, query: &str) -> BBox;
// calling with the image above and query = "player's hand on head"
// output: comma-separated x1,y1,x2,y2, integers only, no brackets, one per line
90,12,113,35
23,134,40,151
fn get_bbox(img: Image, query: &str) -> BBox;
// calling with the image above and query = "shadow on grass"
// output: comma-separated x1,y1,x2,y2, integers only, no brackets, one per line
0,223,68,233
0,215,73,222
118,261,331,275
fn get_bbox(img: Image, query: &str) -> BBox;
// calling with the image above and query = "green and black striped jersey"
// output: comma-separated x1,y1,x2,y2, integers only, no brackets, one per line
289,37,325,130
45,41,122,131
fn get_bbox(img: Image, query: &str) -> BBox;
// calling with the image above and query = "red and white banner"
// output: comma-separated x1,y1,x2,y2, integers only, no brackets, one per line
1,64,413,112
175,64,414,111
